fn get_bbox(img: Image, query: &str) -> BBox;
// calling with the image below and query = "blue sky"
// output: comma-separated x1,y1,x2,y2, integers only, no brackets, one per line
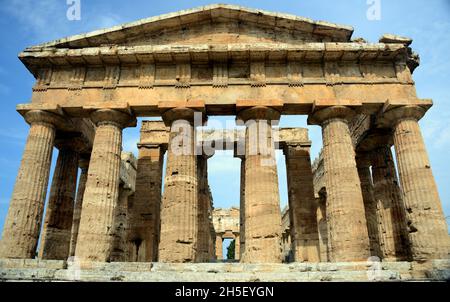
0,0,449,245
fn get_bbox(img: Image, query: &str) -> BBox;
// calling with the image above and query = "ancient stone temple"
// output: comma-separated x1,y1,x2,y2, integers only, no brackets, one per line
0,4,449,281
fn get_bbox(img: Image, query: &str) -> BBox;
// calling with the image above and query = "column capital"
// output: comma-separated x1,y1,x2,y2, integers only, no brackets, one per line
282,142,310,157
236,106,281,122
355,151,373,168
55,137,89,153
24,110,67,129
78,156,90,171
378,105,427,128
90,109,136,129
137,143,159,148
356,129,393,153
161,107,206,126
307,106,356,126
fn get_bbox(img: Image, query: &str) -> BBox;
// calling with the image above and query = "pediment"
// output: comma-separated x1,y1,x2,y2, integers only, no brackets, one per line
29,4,353,50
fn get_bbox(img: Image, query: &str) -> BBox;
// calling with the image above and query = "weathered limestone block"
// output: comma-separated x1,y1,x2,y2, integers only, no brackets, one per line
74,109,136,262
308,106,371,262
0,110,66,259
39,142,80,260
284,143,320,262
356,153,382,258
237,106,282,263
69,157,90,257
158,108,201,263
372,145,411,261
380,106,450,260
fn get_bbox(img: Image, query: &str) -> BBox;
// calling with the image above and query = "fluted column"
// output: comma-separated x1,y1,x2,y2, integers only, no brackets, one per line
215,234,223,260
196,154,211,262
69,157,90,257
209,221,216,260
234,236,240,260
158,108,202,262
127,144,165,262
235,154,246,260
372,145,411,260
74,109,135,262
39,142,80,260
0,110,65,259
283,143,320,262
237,106,282,263
356,153,382,258
316,190,329,262
110,186,133,262
308,106,370,262
381,105,450,260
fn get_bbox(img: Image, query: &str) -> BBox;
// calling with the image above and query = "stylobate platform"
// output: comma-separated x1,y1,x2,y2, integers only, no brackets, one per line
0,259,449,282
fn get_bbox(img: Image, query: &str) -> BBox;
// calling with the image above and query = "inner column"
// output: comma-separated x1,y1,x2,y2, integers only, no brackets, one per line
158,108,202,263
237,106,283,263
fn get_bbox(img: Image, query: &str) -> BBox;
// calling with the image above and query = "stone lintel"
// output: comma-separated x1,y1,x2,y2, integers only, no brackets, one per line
312,99,362,111
16,98,431,118
236,99,284,112
157,100,205,112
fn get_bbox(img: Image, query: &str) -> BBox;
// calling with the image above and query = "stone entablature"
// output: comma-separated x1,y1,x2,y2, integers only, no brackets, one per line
16,4,423,119
213,208,240,235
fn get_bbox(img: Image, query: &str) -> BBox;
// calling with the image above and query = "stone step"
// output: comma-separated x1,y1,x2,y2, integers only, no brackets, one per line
1,258,449,282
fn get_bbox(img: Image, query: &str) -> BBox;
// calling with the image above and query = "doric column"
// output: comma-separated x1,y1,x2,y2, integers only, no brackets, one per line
69,156,90,257
234,236,240,260
74,109,135,262
196,154,211,262
234,154,246,260
372,145,411,260
110,186,133,262
209,217,216,260
128,144,165,262
355,153,382,258
380,105,450,260
283,143,320,262
0,110,65,259
237,106,282,263
158,108,202,262
316,189,329,262
39,140,81,260
308,106,370,262
215,234,223,260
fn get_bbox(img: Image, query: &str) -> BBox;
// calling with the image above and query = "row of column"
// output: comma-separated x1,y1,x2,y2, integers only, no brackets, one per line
308,105,450,262
0,109,136,262
1,104,448,263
